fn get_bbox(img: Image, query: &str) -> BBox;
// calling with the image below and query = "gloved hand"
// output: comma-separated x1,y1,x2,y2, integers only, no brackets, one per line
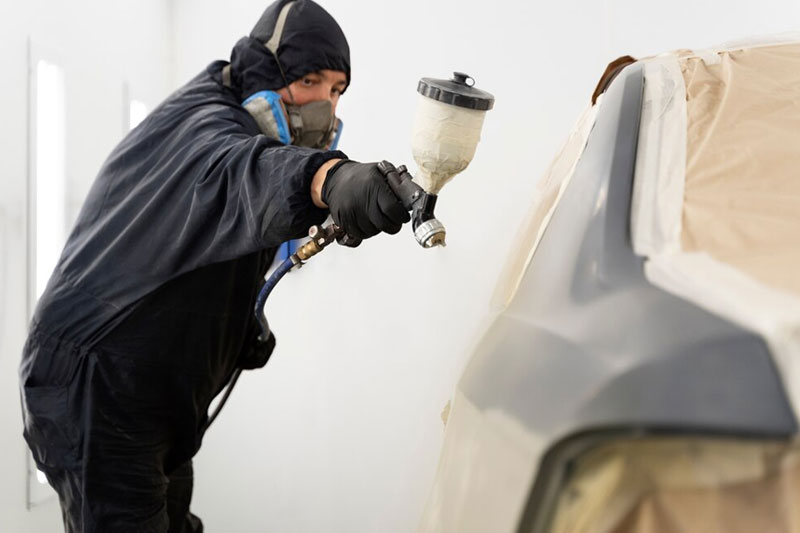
322,159,411,247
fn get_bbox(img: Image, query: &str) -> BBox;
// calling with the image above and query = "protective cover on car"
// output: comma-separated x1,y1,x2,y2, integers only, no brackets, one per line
549,437,800,533
632,35,800,415
419,34,800,533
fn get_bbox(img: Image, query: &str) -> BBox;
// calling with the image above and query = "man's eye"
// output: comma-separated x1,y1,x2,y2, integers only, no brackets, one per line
302,78,316,86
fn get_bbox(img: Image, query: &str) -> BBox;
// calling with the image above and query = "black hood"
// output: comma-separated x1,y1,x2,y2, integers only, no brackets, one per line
230,0,351,100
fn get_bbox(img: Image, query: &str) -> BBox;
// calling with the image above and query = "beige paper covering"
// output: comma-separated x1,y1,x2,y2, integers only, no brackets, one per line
680,43,800,296
632,37,800,432
418,390,542,533
550,437,800,533
630,57,687,257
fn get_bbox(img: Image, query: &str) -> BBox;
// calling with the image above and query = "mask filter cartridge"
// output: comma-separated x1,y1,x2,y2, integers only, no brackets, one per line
242,90,292,145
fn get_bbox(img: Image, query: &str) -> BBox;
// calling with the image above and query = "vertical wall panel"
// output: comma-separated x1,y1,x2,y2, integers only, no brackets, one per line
0,2,172,531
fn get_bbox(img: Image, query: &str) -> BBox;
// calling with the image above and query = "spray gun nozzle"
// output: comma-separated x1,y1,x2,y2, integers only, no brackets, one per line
415,219,446,248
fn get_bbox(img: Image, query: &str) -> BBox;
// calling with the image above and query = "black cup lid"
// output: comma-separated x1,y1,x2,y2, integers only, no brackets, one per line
417,72,495,111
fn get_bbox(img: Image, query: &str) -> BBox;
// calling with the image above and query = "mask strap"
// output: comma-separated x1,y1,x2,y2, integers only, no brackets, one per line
224,3,298,96
271,52,296,104
222,65,232,88
264,1,298,104
264,2,294,56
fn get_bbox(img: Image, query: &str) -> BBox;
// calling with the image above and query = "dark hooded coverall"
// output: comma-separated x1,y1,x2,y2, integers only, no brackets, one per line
19,1,350,531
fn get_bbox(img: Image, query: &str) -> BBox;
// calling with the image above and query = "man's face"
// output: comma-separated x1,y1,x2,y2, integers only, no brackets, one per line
276,69,347,114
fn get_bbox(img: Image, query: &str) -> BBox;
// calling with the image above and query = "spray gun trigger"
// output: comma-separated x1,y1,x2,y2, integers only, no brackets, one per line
378,160,422,211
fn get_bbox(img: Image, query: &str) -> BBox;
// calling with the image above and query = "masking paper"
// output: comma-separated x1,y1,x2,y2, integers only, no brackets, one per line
680,43,800,296
630,57,686,257
633,38,800,415
550,437,800,533
417,390,543,533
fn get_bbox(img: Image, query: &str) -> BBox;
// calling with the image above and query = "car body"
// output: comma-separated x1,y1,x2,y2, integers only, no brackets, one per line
419,35,800,533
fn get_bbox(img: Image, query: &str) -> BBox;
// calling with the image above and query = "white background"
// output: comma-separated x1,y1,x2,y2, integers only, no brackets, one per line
1,1,799,531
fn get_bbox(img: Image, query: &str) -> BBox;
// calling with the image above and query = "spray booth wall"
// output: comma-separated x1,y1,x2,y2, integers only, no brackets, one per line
0,1,172,531
172,1,800,532
1,0,799,532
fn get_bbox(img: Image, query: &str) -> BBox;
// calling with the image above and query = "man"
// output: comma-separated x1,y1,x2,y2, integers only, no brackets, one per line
19,1,409,531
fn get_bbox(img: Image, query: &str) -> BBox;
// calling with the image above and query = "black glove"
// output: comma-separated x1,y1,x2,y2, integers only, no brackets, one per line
322,160,411,247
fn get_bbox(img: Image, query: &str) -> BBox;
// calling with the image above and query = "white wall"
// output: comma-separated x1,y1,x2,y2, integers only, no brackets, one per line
2,0,800,532
0,1,172,531
171,1,800,532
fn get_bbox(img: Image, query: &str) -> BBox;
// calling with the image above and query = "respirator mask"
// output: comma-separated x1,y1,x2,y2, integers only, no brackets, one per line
234,0,347,150
243,89,342,150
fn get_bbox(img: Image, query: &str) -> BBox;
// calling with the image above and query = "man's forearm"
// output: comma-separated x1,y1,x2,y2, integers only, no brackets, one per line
311,158,342,208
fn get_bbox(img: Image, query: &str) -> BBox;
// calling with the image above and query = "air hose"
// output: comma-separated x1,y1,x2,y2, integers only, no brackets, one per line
255,257,295,342
204,225,342,431
205,161,446,430
204,255,295,430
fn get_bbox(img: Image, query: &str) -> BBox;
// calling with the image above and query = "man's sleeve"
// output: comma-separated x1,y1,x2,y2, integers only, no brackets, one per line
60,120,343,298
197,133,341,238
49,84,344,329
170,131,345,275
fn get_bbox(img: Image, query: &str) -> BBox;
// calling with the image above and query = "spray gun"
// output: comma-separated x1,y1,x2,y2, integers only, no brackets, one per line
332,71,497,250
254,72,494,337
283,161,445,258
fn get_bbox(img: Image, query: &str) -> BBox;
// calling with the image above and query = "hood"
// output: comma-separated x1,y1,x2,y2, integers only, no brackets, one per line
230,0,351,100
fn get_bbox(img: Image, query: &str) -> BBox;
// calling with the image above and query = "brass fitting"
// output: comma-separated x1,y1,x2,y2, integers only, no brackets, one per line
294,224,342,262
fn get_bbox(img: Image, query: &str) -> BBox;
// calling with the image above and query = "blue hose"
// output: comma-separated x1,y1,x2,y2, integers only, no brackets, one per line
206,255,297,431
254,256,295,341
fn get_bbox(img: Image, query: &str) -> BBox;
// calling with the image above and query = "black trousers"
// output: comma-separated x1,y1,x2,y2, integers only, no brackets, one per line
45,459,203,533
22,339,206,532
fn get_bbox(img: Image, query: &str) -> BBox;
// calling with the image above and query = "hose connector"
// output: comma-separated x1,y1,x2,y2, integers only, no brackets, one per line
294,224,341,262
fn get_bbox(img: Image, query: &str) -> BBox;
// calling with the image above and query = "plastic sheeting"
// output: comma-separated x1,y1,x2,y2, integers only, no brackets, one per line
550,437,800,533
